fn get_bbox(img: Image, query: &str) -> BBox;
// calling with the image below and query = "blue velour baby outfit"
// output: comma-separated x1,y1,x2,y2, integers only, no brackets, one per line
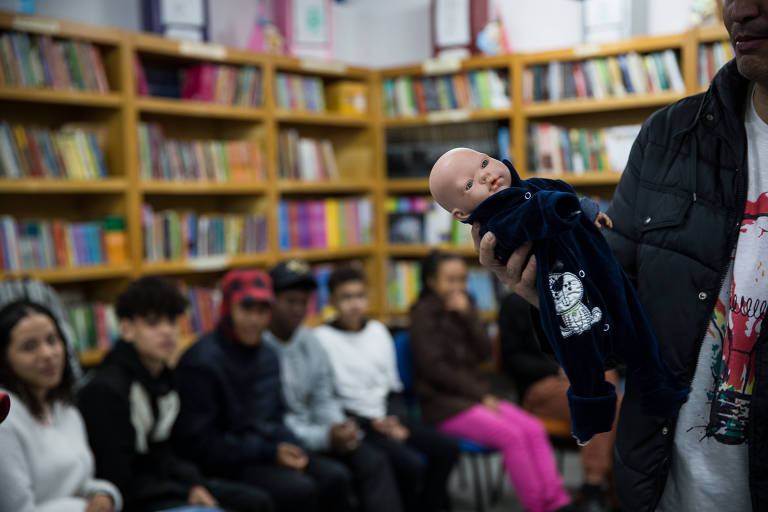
464,160,689,445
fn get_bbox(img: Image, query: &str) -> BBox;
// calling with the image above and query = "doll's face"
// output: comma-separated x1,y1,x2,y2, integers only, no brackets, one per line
429,148,511,221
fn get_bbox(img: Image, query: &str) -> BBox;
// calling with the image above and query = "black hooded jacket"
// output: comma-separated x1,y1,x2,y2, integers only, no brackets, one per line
604,59,768,511
78,341,204,512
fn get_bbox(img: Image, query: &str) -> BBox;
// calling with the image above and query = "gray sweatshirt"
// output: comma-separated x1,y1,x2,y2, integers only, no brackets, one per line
263,326,346,452
0,390,123,512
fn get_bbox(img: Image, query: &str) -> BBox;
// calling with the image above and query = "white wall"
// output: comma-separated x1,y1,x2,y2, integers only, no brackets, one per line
0,0,707,68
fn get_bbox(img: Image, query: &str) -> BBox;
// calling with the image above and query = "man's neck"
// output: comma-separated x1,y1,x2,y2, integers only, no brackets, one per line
335,317,365,332
753,83,768,125
270,324,296,342
139,354,165,377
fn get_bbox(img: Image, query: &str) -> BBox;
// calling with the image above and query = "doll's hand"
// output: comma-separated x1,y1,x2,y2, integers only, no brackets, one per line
594,212,613,229
472,224,539,308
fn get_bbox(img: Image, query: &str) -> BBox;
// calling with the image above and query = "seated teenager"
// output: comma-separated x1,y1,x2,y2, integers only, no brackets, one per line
78,276,274,512
173,269,351,512
314,266,459,512
263,259,403,512
409,251,576,512
0,300,122,512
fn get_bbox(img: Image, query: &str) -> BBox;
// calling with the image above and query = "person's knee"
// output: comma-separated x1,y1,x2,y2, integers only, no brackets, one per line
324,460,353,494
354,444,392,479
284,475,319,509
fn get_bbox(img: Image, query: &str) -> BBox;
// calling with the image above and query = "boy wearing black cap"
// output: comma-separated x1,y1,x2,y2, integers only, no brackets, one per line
173,268,352,512
78,276,274,512
265,259,403,512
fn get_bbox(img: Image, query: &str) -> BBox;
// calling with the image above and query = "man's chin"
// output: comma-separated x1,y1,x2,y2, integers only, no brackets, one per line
736,54,768,83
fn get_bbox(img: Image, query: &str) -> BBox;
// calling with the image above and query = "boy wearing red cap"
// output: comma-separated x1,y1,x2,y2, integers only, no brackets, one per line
174,268,353,512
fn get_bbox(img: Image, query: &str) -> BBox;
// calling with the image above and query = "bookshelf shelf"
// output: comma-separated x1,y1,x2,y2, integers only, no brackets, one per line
136,98,265,120
0,178,128,194
383,109,511,127
696,25,729,44
140,181,269,195
277,180,375,194
132,33,266,66
0,264,132,284
274,110,369,127
388,244,477,258
523,91,685,117
386,179,430,193
141,253,271,275
0,87,122,107
280,246,375,262
533,172,623,187
78,348,105,367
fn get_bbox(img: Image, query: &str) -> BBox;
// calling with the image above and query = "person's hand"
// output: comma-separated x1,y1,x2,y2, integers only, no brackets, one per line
276,442,309,471
372,416,409,442
472,224,539,308
330,418,361,453
85,494,114,512
594,212,613,229
188,485,219,507
482,394,501,414
445,291,471,314
389,422,410,442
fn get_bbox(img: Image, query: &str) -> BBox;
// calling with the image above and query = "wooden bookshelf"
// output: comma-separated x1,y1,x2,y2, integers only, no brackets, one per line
0,11,737,365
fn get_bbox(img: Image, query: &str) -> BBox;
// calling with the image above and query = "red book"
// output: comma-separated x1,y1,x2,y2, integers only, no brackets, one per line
412,79,428,114
572,62,588,98
51,220,68,267
94,304,110,350
288,202,300,249
25,127,46,177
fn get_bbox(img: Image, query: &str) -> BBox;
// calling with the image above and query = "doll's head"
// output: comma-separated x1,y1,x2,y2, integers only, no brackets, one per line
429,148,512,221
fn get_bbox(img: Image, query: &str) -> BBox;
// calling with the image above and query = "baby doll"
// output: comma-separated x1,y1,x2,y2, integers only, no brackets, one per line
429,147,689,445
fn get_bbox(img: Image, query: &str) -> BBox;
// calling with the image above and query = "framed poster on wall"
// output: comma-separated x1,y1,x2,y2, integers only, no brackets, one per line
275,0,334,59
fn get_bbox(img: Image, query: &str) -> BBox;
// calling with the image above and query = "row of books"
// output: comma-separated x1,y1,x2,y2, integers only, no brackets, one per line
382,69,511,117
522,50,685,103
528,123,641,175
277,129,339,181
137,122,266,182
387,121,509,178
699,41,734,87
387,260,498,313
0,31,109,92
277,198,373,250
275,72,326,112
0,216,127,272
387,195,472,246
0,122,108,180
179,285,221,338
67,301,118,354
136,60,263,106
142,206,267,262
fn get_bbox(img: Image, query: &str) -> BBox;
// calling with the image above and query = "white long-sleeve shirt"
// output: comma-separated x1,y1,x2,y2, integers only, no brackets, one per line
314,320,403,419
0,390,122,512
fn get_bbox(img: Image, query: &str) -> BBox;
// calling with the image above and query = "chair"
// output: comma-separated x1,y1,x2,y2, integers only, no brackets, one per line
392,331,504,512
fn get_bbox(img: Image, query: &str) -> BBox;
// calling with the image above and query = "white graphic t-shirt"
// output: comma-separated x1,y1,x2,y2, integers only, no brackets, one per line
657,86,768,511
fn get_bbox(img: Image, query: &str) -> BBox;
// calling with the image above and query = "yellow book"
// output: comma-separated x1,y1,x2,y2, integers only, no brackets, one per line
606,57,627,96
325,199,339,249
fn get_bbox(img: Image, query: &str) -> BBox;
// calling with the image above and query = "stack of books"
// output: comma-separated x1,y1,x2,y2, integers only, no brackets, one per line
277,198,373,250
0,216,126,271
275,72,325,111
0,31,109,91
699,41,734,87
527,123,641,175
137,122,265,182
142,206,267,262
382,69,510,117
522,49,685,102
277,129,339,181
0,122,108,179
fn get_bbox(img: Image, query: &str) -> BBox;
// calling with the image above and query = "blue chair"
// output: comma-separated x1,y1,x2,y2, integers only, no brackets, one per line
392,331,505,512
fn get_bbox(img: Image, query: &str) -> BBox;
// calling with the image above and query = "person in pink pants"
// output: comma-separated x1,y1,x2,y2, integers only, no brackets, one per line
409,250,576,512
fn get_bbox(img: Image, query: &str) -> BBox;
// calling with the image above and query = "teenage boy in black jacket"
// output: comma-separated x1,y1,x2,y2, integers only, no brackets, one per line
79,276,273,512
173,269,353,512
